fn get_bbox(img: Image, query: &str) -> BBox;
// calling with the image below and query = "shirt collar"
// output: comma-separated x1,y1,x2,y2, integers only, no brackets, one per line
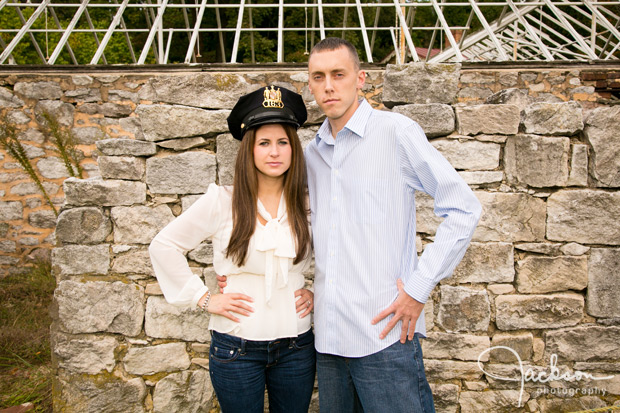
345,98,372,138
315,99,372,145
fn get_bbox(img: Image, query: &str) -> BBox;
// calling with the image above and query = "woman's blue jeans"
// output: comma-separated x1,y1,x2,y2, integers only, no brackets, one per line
209,329,316,413
316,333,435,413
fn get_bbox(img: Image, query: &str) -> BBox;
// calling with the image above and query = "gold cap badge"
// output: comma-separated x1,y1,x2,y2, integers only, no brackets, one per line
262,86,284,109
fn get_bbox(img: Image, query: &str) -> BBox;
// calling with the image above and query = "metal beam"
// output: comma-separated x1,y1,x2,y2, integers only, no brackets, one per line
91,0,130,65
1,1,619,66
355,0,373,63
392,0,419,62
48,5,79,64
523,13,581,59
180,0,196,63
425,16,441,61
389,27,402,64
431,0,463,61
138,0,169,64
459,7,476,48
163,30,173,63
48,0,90,65
230,0,246,63
582,0,620,56
468,0,508,61
0,0,9,14
278,0,284,62
598,14,620,58
184,0,208,64
108,0,136,64
341,0,349,39
81,5,106,64
249,0,255,63
0,0,50,64
531,8,600,57
0,31,16,64
15,4,47,64
214,0,226,62
506,0,554,60
370,3,381,52
317,0,326,40
430,4,539,62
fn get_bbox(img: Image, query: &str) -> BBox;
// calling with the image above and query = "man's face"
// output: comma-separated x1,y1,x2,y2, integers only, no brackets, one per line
308,47,365,128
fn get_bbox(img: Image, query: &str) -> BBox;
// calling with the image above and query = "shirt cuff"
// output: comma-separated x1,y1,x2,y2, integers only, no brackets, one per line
191,286,210,309
403,272,437,304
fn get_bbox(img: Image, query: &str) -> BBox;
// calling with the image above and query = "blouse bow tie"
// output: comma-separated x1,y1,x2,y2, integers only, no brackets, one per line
256,197,296,304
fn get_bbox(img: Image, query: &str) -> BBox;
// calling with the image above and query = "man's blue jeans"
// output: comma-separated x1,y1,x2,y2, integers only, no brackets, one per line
209,329,315,413
317,333,435,413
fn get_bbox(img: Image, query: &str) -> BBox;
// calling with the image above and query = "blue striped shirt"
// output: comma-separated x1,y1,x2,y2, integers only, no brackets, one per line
305,99,482,357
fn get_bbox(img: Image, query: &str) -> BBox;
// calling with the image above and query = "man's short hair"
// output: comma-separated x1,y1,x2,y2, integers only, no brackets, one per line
309,37,360,69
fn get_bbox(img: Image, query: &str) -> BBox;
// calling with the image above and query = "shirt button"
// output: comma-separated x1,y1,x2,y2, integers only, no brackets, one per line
330,251,334,257
332,197,337,201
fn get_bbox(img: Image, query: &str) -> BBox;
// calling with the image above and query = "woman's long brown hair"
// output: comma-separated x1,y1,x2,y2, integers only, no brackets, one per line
226,124,311,266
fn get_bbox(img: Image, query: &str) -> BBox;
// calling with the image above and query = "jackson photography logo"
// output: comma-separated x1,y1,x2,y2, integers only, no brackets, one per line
477,346,615,408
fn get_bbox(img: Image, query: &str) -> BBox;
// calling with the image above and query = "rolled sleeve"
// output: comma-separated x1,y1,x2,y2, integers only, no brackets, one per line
149,183,223,307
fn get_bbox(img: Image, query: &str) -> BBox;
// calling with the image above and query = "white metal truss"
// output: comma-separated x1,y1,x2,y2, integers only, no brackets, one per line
0,0,619,65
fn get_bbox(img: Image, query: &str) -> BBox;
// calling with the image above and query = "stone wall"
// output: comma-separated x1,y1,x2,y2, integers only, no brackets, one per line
0,63,619,412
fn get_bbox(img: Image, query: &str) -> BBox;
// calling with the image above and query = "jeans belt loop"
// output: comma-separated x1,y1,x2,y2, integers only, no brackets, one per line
240,337,246,355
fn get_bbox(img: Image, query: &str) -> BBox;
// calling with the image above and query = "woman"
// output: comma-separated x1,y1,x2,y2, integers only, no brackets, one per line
149,85,315,413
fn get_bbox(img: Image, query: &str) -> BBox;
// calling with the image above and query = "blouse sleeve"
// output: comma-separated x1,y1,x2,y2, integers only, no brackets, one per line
149,183,223,308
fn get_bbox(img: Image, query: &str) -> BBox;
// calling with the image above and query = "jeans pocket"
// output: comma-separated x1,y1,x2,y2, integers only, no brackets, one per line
291,330,314,351
210,342,241,363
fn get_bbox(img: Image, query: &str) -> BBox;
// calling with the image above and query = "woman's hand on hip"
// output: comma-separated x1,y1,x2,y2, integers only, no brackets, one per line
208,293,254,323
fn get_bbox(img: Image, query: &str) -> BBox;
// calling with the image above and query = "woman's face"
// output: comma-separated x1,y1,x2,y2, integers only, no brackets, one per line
253,123,292,180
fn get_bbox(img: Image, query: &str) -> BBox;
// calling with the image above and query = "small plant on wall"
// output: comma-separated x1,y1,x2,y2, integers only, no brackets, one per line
0,111,84,217
39,112,84,179
0,116,58,216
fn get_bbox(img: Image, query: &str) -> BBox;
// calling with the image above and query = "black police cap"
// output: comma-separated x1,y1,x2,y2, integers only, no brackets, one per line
227,85,307,141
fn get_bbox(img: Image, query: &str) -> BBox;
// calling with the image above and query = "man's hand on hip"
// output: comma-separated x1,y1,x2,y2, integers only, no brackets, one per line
371,279,424,343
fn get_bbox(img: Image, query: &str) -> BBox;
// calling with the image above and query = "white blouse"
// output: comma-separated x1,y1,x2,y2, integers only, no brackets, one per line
149,183,312,340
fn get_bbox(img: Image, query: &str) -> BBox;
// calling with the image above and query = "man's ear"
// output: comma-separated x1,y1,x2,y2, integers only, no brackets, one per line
357,70,366,90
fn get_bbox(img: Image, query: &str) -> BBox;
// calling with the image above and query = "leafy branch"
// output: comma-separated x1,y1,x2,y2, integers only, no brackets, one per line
39,112,83,179
0,117,58,216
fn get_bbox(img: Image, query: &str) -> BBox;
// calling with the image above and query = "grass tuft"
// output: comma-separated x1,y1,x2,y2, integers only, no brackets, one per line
0,260,55,412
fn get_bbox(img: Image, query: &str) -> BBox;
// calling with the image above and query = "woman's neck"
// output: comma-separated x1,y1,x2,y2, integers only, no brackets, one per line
257,176,284,221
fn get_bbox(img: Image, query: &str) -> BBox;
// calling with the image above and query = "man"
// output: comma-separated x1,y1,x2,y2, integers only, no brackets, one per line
305,37,481,412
